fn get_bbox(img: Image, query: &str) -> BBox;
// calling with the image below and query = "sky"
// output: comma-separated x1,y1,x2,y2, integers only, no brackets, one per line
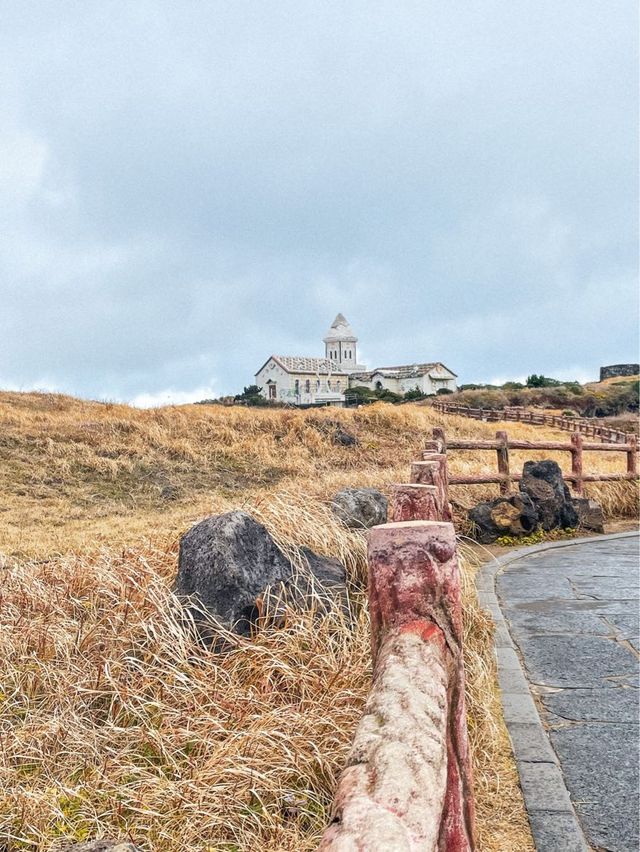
1,1,637,406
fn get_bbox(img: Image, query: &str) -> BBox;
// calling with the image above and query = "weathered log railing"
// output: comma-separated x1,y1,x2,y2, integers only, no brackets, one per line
433,401,637,445
427,426,638,496
319,442,475,850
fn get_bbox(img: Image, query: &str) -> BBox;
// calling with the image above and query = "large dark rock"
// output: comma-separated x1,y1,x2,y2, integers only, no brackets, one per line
469,493,538,544
519,460,579,530
331,487,388,528
326,419,359,446
290,548,349,616
572,497,605,533
175,511,347,638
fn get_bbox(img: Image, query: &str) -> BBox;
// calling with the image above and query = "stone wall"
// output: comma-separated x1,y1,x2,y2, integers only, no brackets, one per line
599,364,639,381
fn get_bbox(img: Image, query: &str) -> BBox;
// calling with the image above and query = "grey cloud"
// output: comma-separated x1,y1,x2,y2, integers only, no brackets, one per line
0,0,637,401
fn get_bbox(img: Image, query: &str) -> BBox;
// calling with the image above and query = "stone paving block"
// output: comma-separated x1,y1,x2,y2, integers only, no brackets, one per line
516,633,637,688
550,722,640,852
493,622,515,648
517,761,572,812
503,606,610,636
507,722,557,764
543,686,640,723
497,664,530,696
497,645,524,672
526,811,589,852
601,612,640,642
502,692,540,724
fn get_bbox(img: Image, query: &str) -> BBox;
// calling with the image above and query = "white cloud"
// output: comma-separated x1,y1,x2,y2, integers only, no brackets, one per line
129,385,219,408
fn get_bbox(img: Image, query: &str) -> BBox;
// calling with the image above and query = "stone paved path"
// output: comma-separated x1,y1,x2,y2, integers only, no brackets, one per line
497,535,640,851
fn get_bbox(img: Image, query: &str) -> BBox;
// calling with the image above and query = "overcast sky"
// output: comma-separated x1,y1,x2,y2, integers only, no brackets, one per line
1,1,637,405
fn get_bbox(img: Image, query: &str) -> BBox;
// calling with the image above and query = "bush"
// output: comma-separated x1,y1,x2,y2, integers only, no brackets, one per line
436,387,454,395
526,374,565,388
404,386,427,401
234,385,269,406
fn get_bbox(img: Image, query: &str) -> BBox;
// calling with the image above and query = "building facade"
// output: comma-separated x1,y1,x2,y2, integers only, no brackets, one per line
255,314,457,405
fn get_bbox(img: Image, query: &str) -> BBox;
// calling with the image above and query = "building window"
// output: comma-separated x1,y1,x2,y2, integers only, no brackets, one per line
328,379,332,390
294,379,299,395
375,380,383,391
336,380,341,390
305,379,310,393
316,379,320,390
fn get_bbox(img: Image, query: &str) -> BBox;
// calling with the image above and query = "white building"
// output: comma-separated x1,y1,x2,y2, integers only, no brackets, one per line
349,363,458,396
254,314,457,405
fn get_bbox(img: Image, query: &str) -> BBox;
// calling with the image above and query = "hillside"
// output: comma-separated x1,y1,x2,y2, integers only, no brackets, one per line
448,377,639,419
1,392,637,851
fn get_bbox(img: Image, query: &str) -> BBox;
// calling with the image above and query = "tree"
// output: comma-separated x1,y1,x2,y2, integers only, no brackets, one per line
234,385,268,406
526,374,564,388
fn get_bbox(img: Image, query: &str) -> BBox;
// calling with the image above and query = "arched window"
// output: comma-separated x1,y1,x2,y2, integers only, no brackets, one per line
375,380,383,391
305,379,310,393
294,379,299,395
336,380,341,390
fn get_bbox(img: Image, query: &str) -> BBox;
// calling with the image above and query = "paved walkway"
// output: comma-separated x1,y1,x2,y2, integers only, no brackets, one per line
497,534,639,852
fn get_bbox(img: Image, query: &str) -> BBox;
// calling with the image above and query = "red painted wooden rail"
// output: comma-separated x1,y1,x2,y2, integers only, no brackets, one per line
427,426,638,496
319,442,476,850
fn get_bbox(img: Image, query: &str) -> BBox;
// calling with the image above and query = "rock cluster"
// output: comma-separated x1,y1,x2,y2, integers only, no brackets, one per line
469,460,600,543
469,493,538,544
175,511,346,639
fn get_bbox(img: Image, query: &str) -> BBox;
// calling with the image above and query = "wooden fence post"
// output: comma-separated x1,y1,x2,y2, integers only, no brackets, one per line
432,426,447,453
495,430,511,495
570,433,584,495
627,434,638,476
390,484,440,522
412,456,452,521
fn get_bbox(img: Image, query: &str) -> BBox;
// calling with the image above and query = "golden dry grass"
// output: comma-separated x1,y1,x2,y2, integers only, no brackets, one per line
1,392,637,851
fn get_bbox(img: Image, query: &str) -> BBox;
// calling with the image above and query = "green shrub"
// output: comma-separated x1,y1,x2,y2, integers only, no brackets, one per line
234,385,269,407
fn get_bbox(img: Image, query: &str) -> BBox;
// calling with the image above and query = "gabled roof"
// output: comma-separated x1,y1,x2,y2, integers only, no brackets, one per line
255,355,349,376
350,362,458,381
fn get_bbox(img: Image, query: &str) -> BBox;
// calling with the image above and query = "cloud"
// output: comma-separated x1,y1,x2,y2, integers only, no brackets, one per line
0,0,636,398
129,385,219,408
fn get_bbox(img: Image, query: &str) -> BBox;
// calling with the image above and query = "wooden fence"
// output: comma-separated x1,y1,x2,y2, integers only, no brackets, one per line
433,401,636,444
319,447,475,850
427,426,638,496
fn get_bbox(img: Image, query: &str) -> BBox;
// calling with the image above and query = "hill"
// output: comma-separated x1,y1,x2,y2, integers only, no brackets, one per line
449,377,639,418
1,392,637,851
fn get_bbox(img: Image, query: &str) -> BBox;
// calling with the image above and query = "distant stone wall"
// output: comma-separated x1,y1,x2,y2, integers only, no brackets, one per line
600,364,639,381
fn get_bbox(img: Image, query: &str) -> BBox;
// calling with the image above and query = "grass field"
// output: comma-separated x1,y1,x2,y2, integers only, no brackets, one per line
1,392,637,850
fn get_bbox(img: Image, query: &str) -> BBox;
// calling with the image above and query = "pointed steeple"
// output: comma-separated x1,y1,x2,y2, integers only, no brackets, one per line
323,313,360,372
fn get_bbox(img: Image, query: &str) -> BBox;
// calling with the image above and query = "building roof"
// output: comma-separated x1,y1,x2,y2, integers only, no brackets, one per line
350,362,458,381
256,355,349,376
323,313,357,342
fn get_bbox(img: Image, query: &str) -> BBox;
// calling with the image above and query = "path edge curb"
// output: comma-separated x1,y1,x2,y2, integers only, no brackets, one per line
476,530,639,852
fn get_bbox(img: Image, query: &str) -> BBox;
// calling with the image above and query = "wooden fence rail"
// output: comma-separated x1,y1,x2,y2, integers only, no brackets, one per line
319,437,475,850
433,401,636,445
427,426,638,496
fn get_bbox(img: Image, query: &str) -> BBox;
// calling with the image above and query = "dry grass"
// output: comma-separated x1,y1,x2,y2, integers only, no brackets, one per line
1,392,637,851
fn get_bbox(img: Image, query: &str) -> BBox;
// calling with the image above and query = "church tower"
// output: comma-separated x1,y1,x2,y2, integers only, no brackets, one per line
323,313,362,373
